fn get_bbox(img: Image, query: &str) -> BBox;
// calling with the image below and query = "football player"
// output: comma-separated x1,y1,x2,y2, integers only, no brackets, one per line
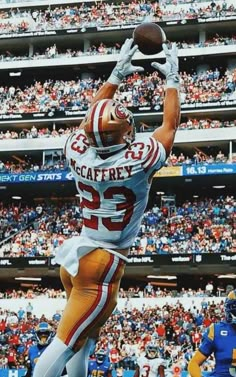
188,289,236,377
26,322,53,376
33,38,180,377
88,349,112,377
134,342,166,377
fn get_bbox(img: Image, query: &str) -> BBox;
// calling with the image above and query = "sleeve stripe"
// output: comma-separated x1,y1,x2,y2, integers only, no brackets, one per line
142,139,160,171
64,133,74,156
143,146,160,172
142,137,158,167
207,324,214,341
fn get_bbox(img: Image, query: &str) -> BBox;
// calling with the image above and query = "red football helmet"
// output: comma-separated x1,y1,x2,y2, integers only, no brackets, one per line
83,99,135,154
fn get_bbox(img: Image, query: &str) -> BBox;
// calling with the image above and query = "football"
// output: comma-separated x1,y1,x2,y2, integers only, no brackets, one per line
133,22,167,55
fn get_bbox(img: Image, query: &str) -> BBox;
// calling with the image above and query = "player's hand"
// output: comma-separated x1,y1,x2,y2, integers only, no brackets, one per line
108,38,144,85
151,42,180,89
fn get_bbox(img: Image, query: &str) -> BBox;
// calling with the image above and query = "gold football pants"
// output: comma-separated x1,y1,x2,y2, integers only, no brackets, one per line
57,248,125,352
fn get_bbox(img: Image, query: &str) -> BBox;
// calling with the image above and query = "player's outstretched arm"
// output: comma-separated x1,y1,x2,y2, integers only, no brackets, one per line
151,43,180,156
188,350,207,377
79,38,144,129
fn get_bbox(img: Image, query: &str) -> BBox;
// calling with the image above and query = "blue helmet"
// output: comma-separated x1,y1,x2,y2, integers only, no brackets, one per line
35,322,53,346
224,290,236,324
96,349,106,364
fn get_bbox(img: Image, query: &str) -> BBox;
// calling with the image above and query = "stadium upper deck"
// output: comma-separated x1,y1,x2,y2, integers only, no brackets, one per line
0,0,233,200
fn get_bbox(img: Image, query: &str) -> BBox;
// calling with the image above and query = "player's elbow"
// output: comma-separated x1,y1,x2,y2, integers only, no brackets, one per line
161,129,177,157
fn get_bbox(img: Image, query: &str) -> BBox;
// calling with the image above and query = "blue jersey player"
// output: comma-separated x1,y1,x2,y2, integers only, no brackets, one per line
26,322,53,376
88,349,112,377
188,290,236,377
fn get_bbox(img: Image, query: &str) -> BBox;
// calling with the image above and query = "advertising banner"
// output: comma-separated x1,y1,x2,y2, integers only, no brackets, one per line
154,166,182,177
0,369,27,377
128,253,236,266
0,257,50,268
1,163,234,185
0,100,235,123
0,171,74,184
0,254,233,270
182,163,236,176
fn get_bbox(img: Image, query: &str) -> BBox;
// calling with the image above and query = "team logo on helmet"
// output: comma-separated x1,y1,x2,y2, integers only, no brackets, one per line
115,104,130,120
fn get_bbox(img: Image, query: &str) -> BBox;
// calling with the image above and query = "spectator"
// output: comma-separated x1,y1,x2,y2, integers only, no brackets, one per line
26,302,33,319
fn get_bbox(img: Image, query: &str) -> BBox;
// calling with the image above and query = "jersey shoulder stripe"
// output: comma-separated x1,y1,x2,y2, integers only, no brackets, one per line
142,137,157,167
64,132,76,156
141,137,165,172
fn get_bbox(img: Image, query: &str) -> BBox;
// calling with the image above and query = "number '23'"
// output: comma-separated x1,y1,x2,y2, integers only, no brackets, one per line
78,182,136,231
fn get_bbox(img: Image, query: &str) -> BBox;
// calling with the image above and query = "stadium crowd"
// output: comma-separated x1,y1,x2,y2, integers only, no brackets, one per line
0,118,235,144
1,34,235,63
0,281,234,300
0,202,41,242
0,195,235,257
167,149,229,166
0,0,235,36
0,295,227,371
0,0,228,6
0,67,235,115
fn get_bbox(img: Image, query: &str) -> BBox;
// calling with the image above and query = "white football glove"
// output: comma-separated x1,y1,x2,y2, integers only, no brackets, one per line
108,38,144,85
151,42,180,89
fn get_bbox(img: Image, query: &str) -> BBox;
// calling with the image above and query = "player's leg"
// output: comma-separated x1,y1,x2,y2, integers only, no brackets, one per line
32,268,75,377
65,333,99,377
32,336,74,377
63,249,124,377
33,249,125,377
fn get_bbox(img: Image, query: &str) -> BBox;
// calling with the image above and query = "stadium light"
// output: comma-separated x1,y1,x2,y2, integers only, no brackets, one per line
212,185,225,189
156,191,165,195
12,196,22,200
146,275,177,280
15,277,42,281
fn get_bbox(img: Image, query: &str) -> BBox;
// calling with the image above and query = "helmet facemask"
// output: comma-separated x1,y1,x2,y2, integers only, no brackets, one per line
35,322,53,346
145,343,159,359
96,349,106,364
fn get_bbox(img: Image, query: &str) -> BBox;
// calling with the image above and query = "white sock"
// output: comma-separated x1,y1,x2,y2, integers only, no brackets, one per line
32,336,74,377
66,338,97,377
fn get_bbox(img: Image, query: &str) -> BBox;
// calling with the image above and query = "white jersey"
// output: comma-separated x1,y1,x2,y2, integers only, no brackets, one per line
65,130,166,249
55,130,165,276
137,355,165,377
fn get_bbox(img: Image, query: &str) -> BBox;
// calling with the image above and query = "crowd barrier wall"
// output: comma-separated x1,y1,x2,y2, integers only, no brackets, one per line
0,297,224,318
